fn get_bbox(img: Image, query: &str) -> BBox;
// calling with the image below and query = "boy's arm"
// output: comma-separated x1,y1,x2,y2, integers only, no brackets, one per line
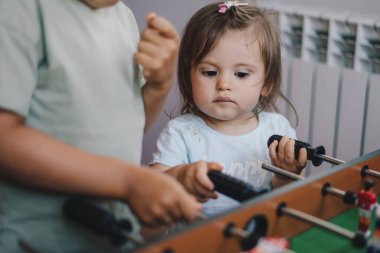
0,110,201,226
135,13,179,132
142,78,172,132
0,110,127,196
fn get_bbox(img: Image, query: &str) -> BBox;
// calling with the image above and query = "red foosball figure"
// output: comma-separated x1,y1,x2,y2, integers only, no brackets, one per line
248,237,291,253
357,180,377,238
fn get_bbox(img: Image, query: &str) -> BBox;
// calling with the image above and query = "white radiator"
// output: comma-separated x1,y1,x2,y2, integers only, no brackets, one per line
258,0,380,175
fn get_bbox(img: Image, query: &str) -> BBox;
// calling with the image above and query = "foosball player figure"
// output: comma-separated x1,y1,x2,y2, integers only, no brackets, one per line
248,237,293,253
357,180,377,238
366,218,380,253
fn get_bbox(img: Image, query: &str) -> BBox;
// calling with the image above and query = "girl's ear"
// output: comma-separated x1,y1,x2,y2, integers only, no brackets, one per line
261,85,272,97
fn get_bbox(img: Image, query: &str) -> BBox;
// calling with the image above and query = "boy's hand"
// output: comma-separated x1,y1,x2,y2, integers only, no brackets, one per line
124,168,201,227
269,136,307,175
135,12,179,85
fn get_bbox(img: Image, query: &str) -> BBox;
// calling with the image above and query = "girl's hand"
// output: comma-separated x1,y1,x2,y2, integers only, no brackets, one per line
171,161,223,202
269,135,307,175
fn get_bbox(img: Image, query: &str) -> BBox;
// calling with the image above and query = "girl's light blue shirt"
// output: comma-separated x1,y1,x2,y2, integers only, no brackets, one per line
152,112,296,216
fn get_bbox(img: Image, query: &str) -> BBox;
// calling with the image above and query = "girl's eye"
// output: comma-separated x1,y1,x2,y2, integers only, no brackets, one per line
201,70,217,77
234,72,249,79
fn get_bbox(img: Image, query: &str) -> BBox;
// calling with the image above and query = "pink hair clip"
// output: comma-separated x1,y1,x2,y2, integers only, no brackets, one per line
218,1,248,14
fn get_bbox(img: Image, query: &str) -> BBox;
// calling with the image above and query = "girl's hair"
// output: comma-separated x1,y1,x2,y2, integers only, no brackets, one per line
177,1,297,124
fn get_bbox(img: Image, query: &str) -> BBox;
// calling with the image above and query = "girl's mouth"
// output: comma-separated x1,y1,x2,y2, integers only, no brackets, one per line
213,97,235,103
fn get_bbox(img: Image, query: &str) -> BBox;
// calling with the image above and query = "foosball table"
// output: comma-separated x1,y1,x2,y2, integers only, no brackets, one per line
129,149,380,253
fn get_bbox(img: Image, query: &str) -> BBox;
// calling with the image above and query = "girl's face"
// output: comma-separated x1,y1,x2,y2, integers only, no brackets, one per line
191,29,267,123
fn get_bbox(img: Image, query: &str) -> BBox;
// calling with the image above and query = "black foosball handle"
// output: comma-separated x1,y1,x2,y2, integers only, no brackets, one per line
207,170,267,202
224,214,268,251
63,197,134,246
267,135,326,167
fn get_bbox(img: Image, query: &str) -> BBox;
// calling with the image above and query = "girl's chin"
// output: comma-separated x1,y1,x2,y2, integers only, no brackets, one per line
204,112,256,122
203,114,236,122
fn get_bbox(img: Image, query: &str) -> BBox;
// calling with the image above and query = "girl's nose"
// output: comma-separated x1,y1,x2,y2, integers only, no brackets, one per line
216,75,231,91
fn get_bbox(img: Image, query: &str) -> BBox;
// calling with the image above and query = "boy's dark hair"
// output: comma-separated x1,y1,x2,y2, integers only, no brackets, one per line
177,1,297,124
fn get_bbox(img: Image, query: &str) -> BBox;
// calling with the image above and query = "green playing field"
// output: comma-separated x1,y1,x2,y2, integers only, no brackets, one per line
291,203,377,253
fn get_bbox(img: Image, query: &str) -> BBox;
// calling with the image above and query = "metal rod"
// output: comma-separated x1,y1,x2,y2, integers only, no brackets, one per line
317,154,345,165
200,213,250,239
322,183,357,205
280,205,355,240
229,227,250,239
262,163,305,180
326,186,346,198
199,213,250,239
364,169,380,179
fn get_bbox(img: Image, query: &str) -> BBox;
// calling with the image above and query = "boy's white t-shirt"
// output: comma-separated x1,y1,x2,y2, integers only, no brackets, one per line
152,112,296,216
0,1,144,252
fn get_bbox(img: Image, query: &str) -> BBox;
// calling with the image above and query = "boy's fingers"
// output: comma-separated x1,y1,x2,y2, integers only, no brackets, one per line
179,197,202,223
145,13,178,39
145,12,157,23
137,40,161,57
